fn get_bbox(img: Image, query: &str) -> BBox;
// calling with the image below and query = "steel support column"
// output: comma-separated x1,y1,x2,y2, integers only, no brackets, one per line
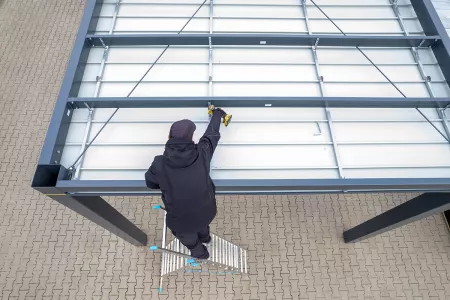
51,194,147,245
32,164,147,246
343,193,450,243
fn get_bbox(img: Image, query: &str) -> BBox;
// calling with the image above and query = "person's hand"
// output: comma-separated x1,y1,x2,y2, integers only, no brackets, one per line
214,108,227,118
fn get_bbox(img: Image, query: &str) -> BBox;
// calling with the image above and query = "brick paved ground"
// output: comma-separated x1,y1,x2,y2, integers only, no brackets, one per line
2,1,450,299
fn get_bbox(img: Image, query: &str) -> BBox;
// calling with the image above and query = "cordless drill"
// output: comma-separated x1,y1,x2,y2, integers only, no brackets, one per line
208,104,232,127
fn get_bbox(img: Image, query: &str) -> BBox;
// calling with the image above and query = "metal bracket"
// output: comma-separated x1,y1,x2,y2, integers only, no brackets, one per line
68,101,78,110
314,38,320,50
429,38,440,49
102,46,109,59
67,166,76,180
418,39,426,48
313,122,322,136
99,38,106,48
411,48,420,61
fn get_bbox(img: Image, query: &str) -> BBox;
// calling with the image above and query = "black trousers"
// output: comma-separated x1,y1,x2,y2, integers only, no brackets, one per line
172,226,210,257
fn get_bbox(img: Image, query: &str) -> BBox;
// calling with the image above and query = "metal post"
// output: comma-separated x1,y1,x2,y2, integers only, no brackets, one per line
302,0,344,178
94,46,110,97
324,110,344,178
240,248,243,273
160,211,167,289
53,194,147,245
392,1,450,139
73,107,93,179
244,250,247,274
169,250,173,274
343,193,450,243
229,242,232,268
32,164,147,245
73,45,108,179
235,244,239,270
208,0,214,96
177,239,180,269
221,238,224,265
215,235,217,265
75,0,120,178
109,0,121,35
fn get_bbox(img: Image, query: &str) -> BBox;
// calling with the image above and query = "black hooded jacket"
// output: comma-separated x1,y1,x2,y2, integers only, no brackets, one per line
145,111,222,233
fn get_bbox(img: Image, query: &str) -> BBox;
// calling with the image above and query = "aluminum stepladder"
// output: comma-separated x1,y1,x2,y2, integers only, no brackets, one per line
149,205,248,293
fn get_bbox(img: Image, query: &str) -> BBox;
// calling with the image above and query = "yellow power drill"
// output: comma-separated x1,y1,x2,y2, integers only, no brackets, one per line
208,104,232,127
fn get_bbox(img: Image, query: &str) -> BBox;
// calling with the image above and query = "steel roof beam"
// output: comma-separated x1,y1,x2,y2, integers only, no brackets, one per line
86,34,439,48
55,178,450,194
68,96,450,109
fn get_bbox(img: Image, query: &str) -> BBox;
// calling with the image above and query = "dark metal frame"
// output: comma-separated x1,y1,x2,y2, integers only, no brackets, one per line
70,96,450,109
87,33,439,47
33,0,450,245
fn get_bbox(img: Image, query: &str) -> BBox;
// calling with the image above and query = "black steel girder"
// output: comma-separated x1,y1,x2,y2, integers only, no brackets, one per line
69,96,450,109
86,33,439,48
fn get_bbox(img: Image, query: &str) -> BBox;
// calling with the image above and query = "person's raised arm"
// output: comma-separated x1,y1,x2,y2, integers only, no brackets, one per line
198,109,225,161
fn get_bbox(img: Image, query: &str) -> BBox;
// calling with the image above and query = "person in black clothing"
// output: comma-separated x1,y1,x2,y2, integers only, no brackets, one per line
145,108,228,259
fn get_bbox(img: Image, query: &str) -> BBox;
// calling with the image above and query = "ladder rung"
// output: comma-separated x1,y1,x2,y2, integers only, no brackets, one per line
158,233,248,280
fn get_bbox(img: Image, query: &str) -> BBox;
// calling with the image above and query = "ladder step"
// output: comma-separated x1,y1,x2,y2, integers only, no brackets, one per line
160,233,248,276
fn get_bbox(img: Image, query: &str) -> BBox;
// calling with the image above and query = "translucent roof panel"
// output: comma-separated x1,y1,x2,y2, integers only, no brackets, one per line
77,46,450,98
94,0,424,35
62,107,450,180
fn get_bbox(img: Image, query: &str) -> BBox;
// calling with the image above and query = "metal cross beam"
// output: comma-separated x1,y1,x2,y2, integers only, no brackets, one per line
68,96,450,109
86,33,439,48
53,177,450,195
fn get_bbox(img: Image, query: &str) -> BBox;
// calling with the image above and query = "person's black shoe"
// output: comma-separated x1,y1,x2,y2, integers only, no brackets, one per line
191,245,210,259
200,235,212,244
